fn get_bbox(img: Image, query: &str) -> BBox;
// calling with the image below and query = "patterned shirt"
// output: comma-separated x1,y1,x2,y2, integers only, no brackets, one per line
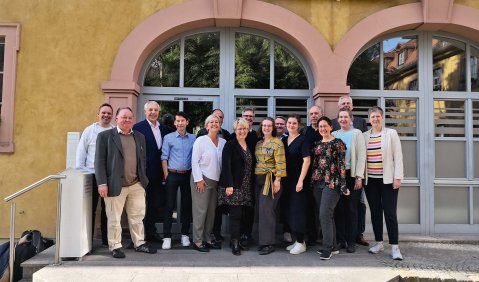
255,138,287,177
311,138,347,192
367,133,383,178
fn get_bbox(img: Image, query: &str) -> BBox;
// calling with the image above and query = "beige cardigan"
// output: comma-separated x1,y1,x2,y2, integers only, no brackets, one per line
363,128,404,185
332,129,366,179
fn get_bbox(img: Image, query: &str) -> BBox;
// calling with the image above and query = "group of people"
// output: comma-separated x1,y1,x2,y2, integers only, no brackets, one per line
76,95,404,262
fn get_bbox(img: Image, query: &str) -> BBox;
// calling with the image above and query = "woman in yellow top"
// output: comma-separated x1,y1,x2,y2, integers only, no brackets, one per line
255,117,287,255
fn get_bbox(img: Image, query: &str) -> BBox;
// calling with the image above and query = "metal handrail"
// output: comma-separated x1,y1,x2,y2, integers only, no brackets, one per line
4,173,66,282
4,174,66,201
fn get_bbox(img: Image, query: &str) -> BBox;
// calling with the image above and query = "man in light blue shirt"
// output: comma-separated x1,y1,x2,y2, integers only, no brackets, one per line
161,111,196,249
76,103,115,247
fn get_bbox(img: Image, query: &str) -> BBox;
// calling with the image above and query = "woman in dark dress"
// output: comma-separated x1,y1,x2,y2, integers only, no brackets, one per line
218,118,253,256
282,114,311,255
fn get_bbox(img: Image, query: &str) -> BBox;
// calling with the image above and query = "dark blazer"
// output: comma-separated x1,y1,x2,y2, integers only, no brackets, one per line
196,127,232,141
133,119,169,181
231,130,259,156
332,116,368,132
219,139,250,189
95,128,149,197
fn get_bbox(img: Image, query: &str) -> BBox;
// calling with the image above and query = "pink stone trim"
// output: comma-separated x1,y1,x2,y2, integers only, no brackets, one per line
0,23,20,153
102,0,334,103
102,0,479,112
334,1,479,92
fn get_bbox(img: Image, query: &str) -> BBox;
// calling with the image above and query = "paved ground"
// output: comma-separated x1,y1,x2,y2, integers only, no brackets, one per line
32,235,479,282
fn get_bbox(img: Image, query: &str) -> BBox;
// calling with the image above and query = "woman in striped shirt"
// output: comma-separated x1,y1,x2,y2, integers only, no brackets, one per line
363,106,404,260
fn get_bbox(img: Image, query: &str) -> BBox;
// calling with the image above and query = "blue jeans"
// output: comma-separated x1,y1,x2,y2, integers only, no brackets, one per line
313,182,340,251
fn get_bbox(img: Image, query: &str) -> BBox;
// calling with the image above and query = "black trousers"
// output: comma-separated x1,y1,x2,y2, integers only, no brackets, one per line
91,176,108,244
143,177,164,237
365,177,399,244
228,205,245,240
335,171,361,245
163,172,192,237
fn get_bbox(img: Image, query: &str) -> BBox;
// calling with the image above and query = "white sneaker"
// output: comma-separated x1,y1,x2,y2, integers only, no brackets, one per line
391,245,403,260
283,232,293,243
368,241,384,254
286,242,297,251
181,235,191,247
162,238,171,249
289,241,306,255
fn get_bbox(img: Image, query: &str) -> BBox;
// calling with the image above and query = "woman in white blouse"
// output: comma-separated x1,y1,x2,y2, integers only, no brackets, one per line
191,114,227,252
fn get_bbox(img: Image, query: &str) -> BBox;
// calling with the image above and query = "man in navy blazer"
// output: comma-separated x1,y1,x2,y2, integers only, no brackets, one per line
95,107,156,258
133,101,170,243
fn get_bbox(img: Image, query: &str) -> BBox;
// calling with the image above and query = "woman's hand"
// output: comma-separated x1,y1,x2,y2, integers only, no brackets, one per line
226,187,234,196
354,177,363,190
393,179,401,189
296,180,303,192
273,178,281,194
342,188,350,196
196,180,206,193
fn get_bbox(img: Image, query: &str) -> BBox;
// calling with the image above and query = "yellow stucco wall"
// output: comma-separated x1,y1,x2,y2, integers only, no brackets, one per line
265,0,419,47
0,0,477,238
0,0,182,238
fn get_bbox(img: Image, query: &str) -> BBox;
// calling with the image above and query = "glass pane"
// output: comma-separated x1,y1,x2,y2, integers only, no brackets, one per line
434,100,465,137
383,36,419,90
475,142,479,178
156,100,179,119
184,32,220,88
473,101,479,138
350,98,378,129
474,188,479,224
402,140,417,178
184,101,213,134
435,187,469,224
235,33,270,89
144,41,180,87
274,43,308,89
471,46,479,92
0,41,5,72
397,186,420,224
385,99,417,137
347,43,380,90
432,37,466,91
275,98,308,127
435,141,466,178
235,97,268,132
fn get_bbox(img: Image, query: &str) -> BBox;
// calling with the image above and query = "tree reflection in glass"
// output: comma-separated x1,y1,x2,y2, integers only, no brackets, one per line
184,32,220,88
144,41,180,87
274,43,308,89
235,33,270,89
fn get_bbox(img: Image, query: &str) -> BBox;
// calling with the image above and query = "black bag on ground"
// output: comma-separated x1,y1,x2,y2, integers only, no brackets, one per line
12,230,54,282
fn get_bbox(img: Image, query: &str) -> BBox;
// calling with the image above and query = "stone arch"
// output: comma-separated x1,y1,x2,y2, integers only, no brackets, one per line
102,0,334,112
334,1,479,87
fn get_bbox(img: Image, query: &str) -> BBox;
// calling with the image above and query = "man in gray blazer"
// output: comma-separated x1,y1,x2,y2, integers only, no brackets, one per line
95,107,157,258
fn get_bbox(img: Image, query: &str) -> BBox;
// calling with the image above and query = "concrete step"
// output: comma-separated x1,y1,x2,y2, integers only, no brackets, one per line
20,245,56,280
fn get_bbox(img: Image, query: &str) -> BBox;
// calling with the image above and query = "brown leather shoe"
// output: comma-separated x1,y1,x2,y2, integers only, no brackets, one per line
356,234,369,246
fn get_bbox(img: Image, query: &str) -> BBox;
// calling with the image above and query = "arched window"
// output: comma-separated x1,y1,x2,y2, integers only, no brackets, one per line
348,32,479,232
140,28,312,133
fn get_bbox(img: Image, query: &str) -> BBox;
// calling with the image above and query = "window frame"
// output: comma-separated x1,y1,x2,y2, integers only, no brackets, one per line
0,23,20,153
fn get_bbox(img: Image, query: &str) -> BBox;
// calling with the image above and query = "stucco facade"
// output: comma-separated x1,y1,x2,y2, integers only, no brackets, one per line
1,0,479,237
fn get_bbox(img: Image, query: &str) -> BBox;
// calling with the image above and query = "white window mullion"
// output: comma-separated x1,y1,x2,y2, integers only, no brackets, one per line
270,39,274,90
179,37,185,88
